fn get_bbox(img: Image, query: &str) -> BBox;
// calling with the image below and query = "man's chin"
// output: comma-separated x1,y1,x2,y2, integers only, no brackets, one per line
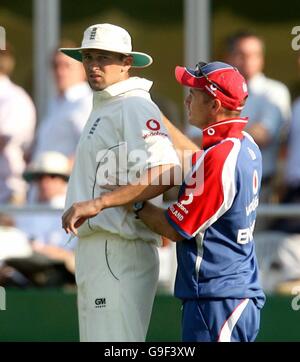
88,80,105,91
188,118,197,127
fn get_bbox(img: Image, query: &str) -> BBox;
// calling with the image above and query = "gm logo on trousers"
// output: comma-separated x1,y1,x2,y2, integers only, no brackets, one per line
0,287,6,311
95,298,106,308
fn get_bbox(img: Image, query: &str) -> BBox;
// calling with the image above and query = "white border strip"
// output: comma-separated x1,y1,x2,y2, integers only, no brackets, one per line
218,298,249,342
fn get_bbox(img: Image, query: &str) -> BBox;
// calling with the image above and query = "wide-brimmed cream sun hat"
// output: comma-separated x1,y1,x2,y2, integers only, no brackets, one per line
59,23,153,68
23,152,70,182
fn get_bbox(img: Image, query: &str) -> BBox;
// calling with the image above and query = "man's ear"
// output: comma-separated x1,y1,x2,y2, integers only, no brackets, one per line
211,98,222,114
122,55,133,70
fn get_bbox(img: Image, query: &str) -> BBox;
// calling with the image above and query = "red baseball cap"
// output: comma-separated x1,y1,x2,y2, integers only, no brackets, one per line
175,61,248,111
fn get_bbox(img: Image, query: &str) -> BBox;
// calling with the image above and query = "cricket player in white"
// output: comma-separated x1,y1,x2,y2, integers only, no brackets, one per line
61,23,182,342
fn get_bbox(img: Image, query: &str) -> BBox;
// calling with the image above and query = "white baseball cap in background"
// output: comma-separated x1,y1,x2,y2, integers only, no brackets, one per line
60,23,153,68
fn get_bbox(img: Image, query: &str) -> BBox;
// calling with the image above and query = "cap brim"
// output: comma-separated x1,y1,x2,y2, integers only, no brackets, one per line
131,51,153,68
59,48,153,68
23,171,69,182
60,48,83,62
175,66,205,88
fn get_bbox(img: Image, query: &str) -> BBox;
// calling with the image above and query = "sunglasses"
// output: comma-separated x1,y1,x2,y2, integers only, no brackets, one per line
195,62,231,96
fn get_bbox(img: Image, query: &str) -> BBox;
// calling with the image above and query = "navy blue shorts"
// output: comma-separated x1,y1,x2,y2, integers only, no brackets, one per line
182,298,260,342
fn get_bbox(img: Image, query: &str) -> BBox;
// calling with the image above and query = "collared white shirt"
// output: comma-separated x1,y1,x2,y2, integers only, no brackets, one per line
65,77,180,245
33,82,92,158
285,98,300,186
246,73,291,121
0,75,36,202
241,73,291,178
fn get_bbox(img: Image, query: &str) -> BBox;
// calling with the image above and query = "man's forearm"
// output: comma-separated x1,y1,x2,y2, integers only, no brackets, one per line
99,164,180,209
100,183,170,209
138,202,183,241
62,165,182,236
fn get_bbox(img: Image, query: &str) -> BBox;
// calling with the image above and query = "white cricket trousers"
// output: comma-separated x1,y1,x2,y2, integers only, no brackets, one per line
75,230,159,342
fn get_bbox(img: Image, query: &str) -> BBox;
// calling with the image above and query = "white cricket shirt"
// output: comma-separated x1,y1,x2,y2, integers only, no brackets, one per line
285,98,300,186
65,77,180,245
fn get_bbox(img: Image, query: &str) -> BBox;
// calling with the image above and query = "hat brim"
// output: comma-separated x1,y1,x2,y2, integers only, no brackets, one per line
59,47,153,68
23,171,69,182
175,66,206,88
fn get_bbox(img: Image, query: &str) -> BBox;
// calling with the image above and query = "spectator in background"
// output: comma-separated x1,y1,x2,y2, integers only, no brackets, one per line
0,151,75,287
33,40,92,164
0,213,31,261
17,151,74,247
0,213,33,287
0,44,36,204
253,51,300,294
225,31,291,203
285,50,300,200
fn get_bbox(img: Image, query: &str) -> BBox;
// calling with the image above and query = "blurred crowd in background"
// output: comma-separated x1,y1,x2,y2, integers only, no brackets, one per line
1,29,300,294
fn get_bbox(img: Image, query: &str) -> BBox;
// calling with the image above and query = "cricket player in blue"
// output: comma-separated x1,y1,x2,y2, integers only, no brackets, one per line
130,61,266,342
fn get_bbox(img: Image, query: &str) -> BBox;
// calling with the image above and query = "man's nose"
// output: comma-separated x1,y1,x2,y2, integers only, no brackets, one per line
88,60,101,71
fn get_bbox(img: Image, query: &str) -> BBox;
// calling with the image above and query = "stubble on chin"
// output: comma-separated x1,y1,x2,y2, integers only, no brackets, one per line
88,79,105,91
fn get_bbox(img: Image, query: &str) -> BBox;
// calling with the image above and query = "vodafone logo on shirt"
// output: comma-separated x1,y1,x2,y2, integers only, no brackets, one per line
146,119,160,131
143,118,168,140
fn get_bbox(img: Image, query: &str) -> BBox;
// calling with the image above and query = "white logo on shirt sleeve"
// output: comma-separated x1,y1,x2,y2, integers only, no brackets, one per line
237,221,255,244
169,204,184,221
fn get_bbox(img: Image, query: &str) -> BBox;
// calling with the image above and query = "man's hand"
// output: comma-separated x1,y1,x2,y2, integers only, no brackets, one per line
62,199,103,235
